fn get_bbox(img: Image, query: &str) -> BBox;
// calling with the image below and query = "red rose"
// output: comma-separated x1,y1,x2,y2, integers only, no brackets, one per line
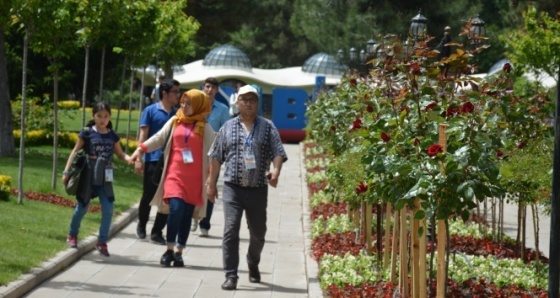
366,104,374,113
351,118,362,130
442,107,459,117
503,63,512,73
517,141,526,149
496,150,504,158
461,102,474,113
381,132,390,143
355,181,368,194
425,102,437,111
427,144,443,157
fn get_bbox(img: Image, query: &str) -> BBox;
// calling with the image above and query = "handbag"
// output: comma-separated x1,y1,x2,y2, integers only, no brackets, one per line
65,127,91,195
151,128,173,185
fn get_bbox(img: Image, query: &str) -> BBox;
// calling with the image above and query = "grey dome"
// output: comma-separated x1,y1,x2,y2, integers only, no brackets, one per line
302,53,347,75
203,44,252,71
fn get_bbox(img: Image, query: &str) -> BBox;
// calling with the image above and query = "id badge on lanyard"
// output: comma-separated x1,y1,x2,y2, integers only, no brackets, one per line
244,150,256,169
105,167,114,182
182,123,195,164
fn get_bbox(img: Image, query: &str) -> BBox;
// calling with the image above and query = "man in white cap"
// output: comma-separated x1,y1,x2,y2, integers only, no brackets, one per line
206,85,287,290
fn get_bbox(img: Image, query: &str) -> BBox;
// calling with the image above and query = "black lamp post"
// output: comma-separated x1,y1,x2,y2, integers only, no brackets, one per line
338,38,379,75
469,14,486,45
409,10,428,41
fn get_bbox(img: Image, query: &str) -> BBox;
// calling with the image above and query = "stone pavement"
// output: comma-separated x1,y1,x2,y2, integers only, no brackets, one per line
1,144,322,298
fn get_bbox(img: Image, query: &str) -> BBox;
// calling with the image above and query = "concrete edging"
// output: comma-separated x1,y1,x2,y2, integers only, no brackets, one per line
299,142,323,298
0,204,139,298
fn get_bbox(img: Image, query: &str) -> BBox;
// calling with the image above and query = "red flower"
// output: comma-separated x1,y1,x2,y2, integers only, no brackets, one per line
413,138,420,146
503,62,512,73
427,144,443,157
366,104,374,113
425,102,437,111
351,118,362,130
381,132,390,143
496,150,504,158
355,181,368,194
461,102,474,113
517,141,526,149
442,107,459,117
349,78,357,87
330,125,336,132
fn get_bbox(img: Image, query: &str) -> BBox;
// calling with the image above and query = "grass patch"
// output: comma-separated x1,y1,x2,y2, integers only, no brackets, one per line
61,108,141,138
0,149,142,286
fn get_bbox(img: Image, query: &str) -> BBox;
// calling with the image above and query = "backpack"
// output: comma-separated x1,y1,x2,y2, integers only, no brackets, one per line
65,127,91,195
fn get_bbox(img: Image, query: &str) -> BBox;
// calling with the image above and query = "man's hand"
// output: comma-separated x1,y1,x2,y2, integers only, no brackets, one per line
206,177,218,203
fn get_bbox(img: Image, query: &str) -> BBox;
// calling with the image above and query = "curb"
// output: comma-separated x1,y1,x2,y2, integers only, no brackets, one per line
300,143,323,298
0,204,139,298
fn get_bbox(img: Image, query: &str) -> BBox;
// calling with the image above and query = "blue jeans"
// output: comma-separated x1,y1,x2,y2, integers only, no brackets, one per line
69,185,114,243
166,198,195,248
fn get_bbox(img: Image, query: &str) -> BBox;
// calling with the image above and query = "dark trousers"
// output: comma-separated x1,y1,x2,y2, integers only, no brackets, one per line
199,171,219,230
222,182,268,278
138,161,168,236
199,200,213,230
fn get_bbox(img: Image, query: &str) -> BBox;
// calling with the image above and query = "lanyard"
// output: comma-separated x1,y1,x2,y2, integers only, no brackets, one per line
243,118,258,149
184,123,195,145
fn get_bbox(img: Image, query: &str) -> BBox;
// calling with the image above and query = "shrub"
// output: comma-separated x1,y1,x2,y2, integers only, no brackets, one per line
0,175,12,201
58,100,81,110
11,95,73,132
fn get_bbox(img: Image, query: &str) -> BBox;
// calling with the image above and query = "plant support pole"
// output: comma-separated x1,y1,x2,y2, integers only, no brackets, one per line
549,69,560,297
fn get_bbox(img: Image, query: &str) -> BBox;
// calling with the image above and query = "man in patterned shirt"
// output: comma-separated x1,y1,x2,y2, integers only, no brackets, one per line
206,85,287,291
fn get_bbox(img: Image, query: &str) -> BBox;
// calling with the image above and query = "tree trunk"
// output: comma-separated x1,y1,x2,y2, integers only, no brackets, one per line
0,28,15,157
137,67,146,140
18,29,30,205
115,56,127,132
99,46,106,102
51,68,60,190
81,45,90,127
126,69,134,153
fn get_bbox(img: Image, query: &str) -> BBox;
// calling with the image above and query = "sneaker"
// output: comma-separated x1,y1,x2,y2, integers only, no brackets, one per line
136,225,146,239
151,234,166,245
190,219,198,232
200,228,209,237
96,242,110,257
173,252,184,267
67,235,77,248
160,250,174,267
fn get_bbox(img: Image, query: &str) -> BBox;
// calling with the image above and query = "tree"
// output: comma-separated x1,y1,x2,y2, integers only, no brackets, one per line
0,0,15,157
503,6,560,84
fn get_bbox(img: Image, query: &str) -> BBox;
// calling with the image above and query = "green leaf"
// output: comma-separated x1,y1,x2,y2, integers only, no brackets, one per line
414,209,426,220
461,209,470,222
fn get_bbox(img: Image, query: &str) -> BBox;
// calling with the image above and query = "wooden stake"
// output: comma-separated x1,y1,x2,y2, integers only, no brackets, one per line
399,206,409,297
412,199,420,298
390,209,400,282
365,203,373,255
418,201,427,298
436,123,448,298
383,203,393,269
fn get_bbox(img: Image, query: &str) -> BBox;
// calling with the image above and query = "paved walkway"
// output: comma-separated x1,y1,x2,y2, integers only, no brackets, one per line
2,144,321,298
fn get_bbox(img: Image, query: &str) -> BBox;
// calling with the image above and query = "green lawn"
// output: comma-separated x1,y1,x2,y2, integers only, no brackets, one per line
0,149,142,286
61,108,142,138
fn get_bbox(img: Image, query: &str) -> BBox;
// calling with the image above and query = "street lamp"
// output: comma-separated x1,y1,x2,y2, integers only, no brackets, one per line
338,39,379,75
469,14,486,45
409,10,428,41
